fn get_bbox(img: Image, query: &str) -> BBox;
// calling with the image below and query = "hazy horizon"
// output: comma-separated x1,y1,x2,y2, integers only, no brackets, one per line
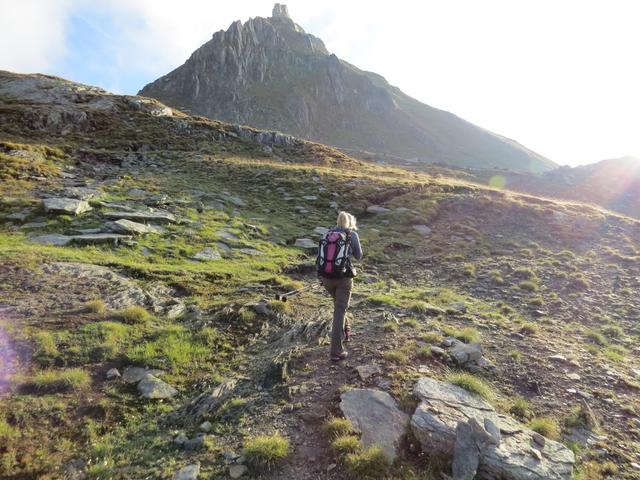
1,0,639,167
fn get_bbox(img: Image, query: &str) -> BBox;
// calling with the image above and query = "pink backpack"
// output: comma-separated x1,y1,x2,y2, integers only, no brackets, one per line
317,229,353,278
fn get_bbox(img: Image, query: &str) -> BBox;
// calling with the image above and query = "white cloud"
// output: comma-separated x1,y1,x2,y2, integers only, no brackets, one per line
0,0,73,73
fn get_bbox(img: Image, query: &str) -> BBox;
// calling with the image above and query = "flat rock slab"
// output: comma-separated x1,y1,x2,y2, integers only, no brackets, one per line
137,374,178,399
340,388,409,462
411,377,575,480
43,198,92,215
355,364,382,381
21,221,48,229
294,238,316,249
103,210,178,224
107,219,164,235
45,262,147,308
366,205,390,213
72,233,132,245
122,367,165,383
238,248,264,256
63,186,100,200
31,233,73,246
172,463,200,480
314,226,329,236
192,247,222,261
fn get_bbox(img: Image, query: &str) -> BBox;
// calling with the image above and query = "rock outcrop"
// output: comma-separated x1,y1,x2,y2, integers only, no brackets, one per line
411,377,575,480
340,389,409,462
139,5,555,173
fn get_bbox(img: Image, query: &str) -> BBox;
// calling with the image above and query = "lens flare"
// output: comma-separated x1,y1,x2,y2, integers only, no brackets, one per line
489,175,507,188
0,307,17,396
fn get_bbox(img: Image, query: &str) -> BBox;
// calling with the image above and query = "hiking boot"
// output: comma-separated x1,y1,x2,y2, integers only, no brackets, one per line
331,351,348,362
344,326,351,342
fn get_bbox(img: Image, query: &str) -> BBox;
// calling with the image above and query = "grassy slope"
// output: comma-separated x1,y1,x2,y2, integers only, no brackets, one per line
0,72,639,479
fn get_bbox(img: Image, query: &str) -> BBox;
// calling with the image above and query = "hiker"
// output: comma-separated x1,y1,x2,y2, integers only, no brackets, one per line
317,211,363,361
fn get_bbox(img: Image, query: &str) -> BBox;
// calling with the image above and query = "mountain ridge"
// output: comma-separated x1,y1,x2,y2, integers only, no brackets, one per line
139,4,556,174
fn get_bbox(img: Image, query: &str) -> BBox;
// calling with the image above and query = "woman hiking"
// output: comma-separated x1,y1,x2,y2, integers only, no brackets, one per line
317,211,363,362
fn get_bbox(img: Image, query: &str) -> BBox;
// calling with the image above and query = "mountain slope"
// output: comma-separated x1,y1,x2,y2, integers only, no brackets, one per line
515,156,640,215
2,71,639,479
139,4,556,174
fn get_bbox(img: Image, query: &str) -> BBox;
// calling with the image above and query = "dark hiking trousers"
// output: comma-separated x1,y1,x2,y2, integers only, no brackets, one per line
321,277,353,357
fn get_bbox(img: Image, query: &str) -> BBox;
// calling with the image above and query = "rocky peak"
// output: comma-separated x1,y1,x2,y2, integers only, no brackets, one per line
272,3,291,19
139,6,555,174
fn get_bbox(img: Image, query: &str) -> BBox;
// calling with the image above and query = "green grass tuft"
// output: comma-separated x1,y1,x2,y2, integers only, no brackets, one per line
383,348,409,364
330,435,361,455
409,301,430,314
585,329,608,346
267,299,290,314
519,322,539,335
21,368,91,393
345,445,390,479
244,433,290,471
507,349,523,362
324,417,356,439
115,306,152,325
85,299,106,315
509,398,532,420
422,332,444,344
402,317,420,328
382,321,398,332
518,280,538,292
442,325,481,343
446,372,494,401
529,417,561,440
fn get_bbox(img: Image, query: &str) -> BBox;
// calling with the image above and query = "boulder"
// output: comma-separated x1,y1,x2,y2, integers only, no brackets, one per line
183,434,206,451
294,238,316,249
229,464,248,478
122,367,165,383
340,389,409,462
107,219,164,235
103,210,178,224
355,364,382,381
412,225,432,236
172,463,200,480
449,342,484,366
43,197,92,215
137,374,178,399
106,368,121,380
411,377,575,480
314,226,329,236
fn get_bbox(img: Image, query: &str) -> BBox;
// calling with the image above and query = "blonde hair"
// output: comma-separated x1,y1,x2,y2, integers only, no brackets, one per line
337,211,357,230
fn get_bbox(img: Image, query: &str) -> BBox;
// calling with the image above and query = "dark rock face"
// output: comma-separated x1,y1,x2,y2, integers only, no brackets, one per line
139,5,555,173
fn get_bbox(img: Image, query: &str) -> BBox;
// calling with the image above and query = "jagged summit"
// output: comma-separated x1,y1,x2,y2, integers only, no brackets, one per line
139,5,556,173
272,3,291,19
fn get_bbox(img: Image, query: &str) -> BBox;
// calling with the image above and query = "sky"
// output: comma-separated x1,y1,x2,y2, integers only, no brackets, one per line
1,0,639,167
